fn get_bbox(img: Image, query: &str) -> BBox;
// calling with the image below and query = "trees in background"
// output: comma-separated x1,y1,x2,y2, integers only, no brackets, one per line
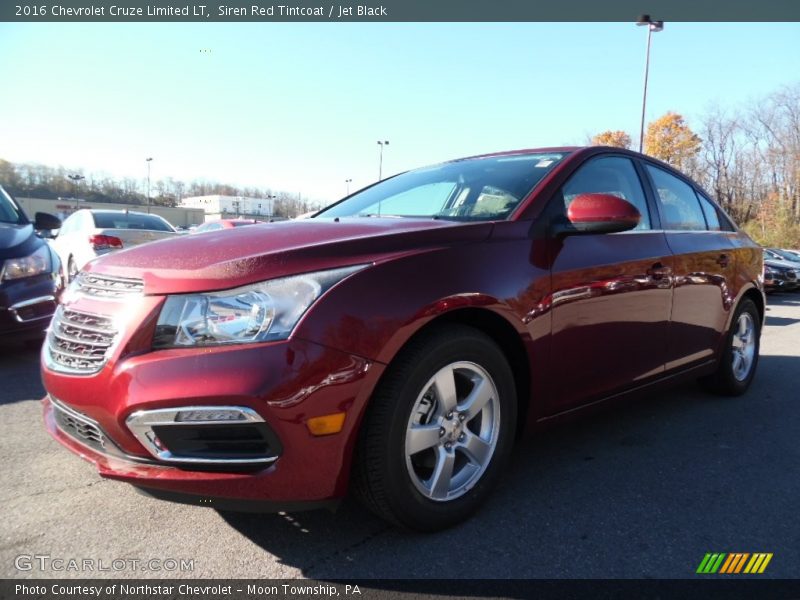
591,130,632,149
590,82,800,247
644,112,702,172
0,160,322,217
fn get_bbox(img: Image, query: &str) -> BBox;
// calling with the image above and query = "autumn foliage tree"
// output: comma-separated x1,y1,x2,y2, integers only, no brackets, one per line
644,112,702,171
591,130,632,149
742,192,800,248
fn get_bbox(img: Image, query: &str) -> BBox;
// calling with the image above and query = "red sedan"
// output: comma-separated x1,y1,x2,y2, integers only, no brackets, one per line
41,146,764,531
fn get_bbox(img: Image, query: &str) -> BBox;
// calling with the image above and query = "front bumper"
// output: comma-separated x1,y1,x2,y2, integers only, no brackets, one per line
43,337,383,504
0,272,62,341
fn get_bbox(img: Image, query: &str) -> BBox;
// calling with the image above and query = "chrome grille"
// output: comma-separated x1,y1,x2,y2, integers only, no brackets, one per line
46,307,118,374
51,398,107,453
76,273,144,298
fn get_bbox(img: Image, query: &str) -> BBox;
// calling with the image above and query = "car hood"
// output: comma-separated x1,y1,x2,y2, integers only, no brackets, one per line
0,222,40,259
86,217,494,294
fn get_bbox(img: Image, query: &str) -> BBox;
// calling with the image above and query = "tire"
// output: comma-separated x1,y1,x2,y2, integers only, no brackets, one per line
353,324,517,531
700,298,761,396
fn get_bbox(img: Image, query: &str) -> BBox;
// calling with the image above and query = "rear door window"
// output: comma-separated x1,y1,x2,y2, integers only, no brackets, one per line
695,192,721,231
645,165,707,231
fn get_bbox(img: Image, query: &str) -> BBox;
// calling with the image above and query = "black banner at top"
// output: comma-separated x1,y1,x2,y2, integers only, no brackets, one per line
3,0,800,22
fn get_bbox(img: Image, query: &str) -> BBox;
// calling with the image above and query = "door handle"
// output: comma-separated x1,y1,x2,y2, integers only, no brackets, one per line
647,262,672,280
716,254,730,268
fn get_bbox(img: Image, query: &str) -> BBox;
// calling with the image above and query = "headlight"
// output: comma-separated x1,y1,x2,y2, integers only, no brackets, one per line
1,245,52,281
153,265,366,348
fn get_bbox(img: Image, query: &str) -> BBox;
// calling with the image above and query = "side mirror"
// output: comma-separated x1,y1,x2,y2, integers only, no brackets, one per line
34,211,62,231
553,193,640,236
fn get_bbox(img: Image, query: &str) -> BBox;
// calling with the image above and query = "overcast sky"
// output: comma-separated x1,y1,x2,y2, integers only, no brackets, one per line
1,22,798,204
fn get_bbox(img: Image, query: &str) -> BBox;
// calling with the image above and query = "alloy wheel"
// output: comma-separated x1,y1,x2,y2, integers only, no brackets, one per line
404,361,500,502
731,312,756,381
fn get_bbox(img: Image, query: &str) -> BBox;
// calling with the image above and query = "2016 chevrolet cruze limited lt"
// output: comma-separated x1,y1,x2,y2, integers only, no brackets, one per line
42,147,763,531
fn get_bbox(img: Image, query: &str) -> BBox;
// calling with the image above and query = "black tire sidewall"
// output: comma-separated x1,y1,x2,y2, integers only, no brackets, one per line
379,330,517,530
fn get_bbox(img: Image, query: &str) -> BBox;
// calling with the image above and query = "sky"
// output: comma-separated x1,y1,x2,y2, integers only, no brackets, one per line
1,22,798,205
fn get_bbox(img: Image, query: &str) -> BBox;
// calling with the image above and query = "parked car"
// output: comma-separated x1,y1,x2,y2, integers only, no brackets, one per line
0,185,64,342
766,247,800,267
780,249,800,261
763,252,799,292
193,218,265,233
41,146,764,531
763,262,792,293
49,209,179,281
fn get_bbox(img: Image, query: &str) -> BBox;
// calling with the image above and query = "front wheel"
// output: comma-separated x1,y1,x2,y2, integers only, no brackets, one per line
700,298,761,396
353,325,517,531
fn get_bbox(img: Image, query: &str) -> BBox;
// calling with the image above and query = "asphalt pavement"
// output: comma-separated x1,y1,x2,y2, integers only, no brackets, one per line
1,294,799,580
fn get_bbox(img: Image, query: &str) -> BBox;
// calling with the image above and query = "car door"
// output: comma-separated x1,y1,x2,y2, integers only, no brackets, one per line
643,163,737,372
546,155,674,413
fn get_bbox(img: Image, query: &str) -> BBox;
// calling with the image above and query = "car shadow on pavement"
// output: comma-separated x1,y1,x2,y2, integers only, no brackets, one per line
218,352,800,580
765,315,800,327
766,293,800,307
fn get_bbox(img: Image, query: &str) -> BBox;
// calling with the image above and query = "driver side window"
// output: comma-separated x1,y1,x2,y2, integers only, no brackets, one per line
561,157,652,230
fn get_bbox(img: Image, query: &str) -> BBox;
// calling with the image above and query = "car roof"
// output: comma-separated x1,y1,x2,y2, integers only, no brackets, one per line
451,146,581,162
88,209,163,218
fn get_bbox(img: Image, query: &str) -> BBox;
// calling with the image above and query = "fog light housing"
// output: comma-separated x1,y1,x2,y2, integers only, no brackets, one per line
126,406,282,466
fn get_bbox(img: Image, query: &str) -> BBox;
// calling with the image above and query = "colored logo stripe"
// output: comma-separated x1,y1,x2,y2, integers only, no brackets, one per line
744,553,773,574
697,553,726,574
697,553,773,574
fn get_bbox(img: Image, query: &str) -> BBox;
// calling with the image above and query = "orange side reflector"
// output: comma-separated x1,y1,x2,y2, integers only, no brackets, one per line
306,412,346,436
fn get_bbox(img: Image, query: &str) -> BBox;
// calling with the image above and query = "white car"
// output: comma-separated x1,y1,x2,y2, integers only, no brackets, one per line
49,209,179,281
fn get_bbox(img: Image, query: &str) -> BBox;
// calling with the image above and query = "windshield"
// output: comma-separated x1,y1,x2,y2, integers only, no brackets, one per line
317,152,568,221
0,186,24,224
92,212,175,232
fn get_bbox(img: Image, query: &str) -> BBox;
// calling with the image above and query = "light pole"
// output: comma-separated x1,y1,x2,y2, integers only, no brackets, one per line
145,157,153,212
377,140,389,180
636,15,663,153
345,178,352,195
265,194,277,221
67,174,85,211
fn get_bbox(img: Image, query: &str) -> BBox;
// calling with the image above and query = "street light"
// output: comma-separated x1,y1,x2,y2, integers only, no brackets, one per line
377,140,389,180
265,194,277,221
636,15,664,153
345,178,352,195
67,174,85,211
145,157,153,213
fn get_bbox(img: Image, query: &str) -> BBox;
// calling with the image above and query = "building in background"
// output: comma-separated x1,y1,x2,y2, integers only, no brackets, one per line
180,195,275,222
15,197,205,229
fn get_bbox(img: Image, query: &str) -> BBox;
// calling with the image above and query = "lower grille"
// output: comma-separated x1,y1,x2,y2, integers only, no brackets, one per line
46,307,119,374
51,398,108,454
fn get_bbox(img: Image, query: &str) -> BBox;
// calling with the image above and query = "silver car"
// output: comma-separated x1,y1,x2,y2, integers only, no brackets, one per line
49,209,179,281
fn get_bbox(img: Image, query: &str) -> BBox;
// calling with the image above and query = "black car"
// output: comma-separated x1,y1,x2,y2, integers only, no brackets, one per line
0,185,64,342
764,258,799,293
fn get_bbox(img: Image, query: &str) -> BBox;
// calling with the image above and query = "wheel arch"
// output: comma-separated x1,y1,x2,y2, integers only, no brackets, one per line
728,283,766,330
374,306,532,439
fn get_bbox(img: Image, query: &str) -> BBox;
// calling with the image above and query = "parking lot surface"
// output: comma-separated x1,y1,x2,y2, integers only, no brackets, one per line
1,295,799,580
